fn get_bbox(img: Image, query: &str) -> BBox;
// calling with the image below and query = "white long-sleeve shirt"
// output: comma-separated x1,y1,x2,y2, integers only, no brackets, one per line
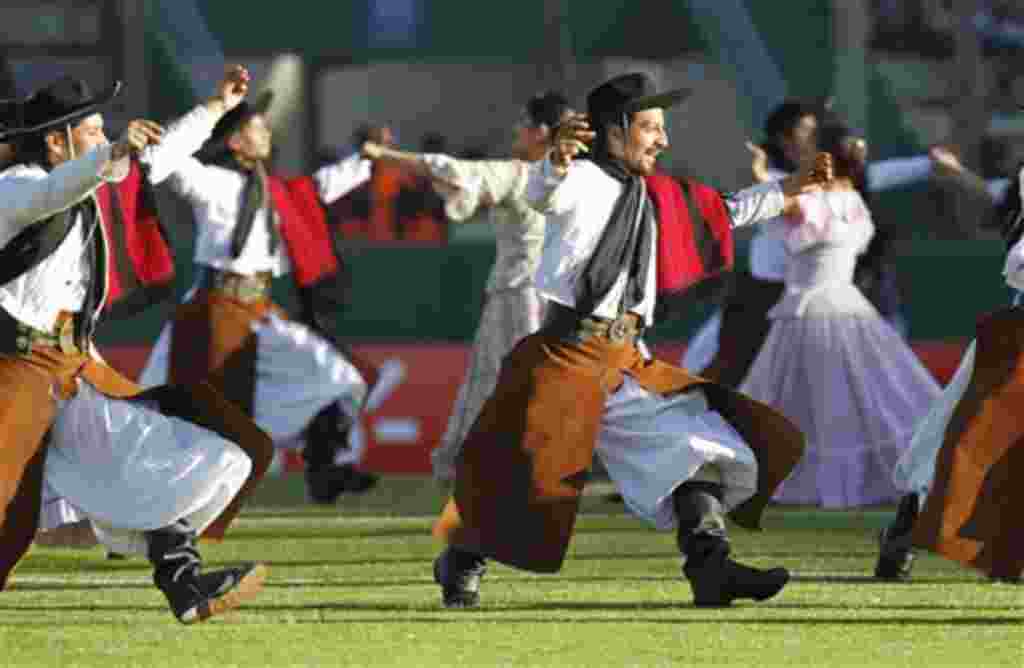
0,144,129,331
141,105,371,277
525,157,785,326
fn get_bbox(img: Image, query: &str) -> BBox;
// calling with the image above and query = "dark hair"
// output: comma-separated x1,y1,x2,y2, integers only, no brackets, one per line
817,121,867,198
591,109,637,161
352,123,392,147
11,129,56,169
524,91,570,129
762,99,819,172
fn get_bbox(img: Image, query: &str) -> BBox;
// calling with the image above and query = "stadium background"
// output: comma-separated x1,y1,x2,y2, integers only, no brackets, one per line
2,0,1016,473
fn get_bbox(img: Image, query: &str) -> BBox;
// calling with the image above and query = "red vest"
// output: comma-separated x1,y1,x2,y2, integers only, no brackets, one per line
646,174,735,314
96,160,175,317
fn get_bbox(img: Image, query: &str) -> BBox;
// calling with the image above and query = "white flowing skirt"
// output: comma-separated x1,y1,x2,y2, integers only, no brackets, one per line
139,313,368,445
596,376,759,530
40,380,251,555
740,308,941,508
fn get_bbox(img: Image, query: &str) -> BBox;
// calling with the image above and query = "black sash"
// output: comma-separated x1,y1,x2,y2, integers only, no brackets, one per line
230,161,280,257
576,158,654,316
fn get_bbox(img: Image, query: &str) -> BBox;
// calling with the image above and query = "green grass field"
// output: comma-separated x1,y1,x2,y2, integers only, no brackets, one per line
3,477,1021,668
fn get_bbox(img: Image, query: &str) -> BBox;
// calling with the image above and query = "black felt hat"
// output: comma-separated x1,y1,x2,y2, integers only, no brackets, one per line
197,90,273,161
0,76,121,141
586,72,690,123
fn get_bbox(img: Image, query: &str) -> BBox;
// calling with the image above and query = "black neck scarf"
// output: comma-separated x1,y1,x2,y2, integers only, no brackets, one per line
575,154,654,317
220,158,279,258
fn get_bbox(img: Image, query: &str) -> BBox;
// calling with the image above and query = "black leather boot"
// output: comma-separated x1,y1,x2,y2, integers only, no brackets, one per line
875,492,919,581
146,521,267,624
303,403,379,504
433,546,487,609
675,482,789,607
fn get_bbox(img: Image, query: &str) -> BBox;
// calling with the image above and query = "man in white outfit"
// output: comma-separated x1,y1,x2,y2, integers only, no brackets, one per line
136,89,379,507
0,66,270,624
876,164,1024,583
432,73,831,609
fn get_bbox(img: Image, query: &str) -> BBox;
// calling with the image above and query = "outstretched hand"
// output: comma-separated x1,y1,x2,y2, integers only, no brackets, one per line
550,112,595,172
111,119,164,160
929,145,963,175
214,64,250,111
361,141,383,161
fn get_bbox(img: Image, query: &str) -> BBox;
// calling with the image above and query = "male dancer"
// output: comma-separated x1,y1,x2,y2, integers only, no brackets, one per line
876,159,1024,583
0,67,270,623
137,90,380,505
363,92,571,482
432,73,831,608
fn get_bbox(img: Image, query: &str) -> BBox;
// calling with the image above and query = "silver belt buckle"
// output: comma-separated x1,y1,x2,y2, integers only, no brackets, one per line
607,315,631,343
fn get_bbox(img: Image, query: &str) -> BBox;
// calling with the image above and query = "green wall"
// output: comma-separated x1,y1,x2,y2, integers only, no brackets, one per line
95,237,1011,347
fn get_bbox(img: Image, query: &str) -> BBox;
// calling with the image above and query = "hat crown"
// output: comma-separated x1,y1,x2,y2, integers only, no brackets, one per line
587,73,659,119
31,76,95,109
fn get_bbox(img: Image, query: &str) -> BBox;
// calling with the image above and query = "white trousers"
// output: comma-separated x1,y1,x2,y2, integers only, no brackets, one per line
892,340,977,504
140,313,368,446
40,380,252,555
595,376,759,530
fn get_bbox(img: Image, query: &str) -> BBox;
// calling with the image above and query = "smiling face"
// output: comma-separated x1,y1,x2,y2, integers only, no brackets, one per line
44,113,109,165
607,107,668,176
227,113,273,162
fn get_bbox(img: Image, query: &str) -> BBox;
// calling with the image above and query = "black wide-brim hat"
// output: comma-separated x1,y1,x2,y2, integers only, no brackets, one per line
0,76,122,142
197,90,274,161
586,72,691,122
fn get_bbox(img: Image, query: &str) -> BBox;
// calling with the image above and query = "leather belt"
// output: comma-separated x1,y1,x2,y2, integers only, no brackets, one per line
0,309,82,356
542,302,644,345
201,267,272,302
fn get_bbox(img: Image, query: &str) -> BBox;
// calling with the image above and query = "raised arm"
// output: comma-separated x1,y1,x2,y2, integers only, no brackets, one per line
364,142,526,221
866,155,933,192
729,152,834,227
522,111,595,214
928,146,1009,204
314,151,372,205
139,64,251,193
0,115,166,235
1,144,126,236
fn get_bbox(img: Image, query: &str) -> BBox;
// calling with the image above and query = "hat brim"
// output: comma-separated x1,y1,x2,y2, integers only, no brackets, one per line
623,88,692,112
1,81,122,141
